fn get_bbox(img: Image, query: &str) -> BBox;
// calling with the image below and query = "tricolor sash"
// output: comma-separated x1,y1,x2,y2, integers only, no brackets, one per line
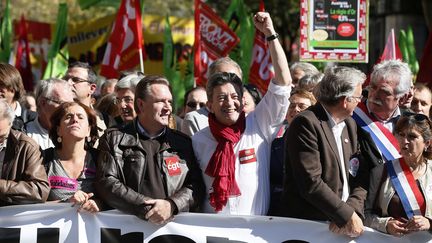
352,102,401,161
386,158,426,219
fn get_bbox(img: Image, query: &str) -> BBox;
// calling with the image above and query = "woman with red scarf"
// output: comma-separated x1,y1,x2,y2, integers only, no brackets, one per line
192,12,292,215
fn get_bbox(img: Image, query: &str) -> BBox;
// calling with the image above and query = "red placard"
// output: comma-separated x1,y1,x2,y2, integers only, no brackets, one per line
194,1,239,86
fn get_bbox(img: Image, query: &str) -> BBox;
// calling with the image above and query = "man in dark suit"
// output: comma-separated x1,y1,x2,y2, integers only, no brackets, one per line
281,66,368,238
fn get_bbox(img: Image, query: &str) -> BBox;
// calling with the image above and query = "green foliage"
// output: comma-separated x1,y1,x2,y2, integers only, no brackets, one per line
399,27,419,77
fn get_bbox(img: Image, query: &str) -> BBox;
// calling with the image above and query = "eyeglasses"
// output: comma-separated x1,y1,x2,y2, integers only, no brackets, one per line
186,101,206,109
402,111,430,122
288,102,310,110
349,95,363,102
63,75,91,84
44,97,63,105
115,96,134,105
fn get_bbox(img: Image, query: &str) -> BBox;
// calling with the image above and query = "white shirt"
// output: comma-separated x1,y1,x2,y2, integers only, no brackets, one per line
26,117,54,150
14,102,22,117
192,81,290,215
324,108,349,202
181,107,209,137
366,101,400,133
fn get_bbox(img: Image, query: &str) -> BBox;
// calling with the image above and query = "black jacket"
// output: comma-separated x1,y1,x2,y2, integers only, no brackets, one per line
95,120,205,220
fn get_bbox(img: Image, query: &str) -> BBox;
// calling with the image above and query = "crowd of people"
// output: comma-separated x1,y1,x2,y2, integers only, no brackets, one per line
0,11,431,239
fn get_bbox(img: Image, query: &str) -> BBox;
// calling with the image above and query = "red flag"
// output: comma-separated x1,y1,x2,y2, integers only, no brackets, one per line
15,15,33,91
194,0,239,86
101,0,145,78
248,1,274,94
416,29,432,86
364,29,403,87
378,29,403,62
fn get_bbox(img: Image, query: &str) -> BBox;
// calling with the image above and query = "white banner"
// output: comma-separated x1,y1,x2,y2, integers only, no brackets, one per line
0,203,430,243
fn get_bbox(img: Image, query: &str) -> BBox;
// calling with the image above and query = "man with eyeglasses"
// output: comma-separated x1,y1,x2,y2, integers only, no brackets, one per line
0,99,50,207
281,66,367,238
192,12,292,216
63,61,107,144
112,72,143,127
25,79,74,150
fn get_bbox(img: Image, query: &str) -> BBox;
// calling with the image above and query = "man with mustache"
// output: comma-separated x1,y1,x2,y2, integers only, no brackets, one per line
352,60,413,235
354,60,412,169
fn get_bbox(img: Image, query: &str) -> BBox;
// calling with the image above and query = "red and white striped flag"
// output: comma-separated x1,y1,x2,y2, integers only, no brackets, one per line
378,29,402,62
248,0,274,94
15,15,33,91
101,0,145,78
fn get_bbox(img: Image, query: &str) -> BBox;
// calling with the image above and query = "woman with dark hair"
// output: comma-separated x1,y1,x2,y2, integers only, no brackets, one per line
44,101,100,213
365,112,432,236
0,63,36,131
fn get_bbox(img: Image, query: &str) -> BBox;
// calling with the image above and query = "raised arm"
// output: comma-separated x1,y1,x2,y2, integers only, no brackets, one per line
253,12,292,87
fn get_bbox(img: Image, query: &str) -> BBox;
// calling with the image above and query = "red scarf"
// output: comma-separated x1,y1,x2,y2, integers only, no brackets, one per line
206,112,246,212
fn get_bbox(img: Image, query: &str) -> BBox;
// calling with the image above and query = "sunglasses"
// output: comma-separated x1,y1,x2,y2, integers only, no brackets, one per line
63,75,91,84
186,101,206,109
402,111,430,122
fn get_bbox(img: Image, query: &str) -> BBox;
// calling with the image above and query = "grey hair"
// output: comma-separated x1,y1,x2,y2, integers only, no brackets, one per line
115,73,144,93
0,99,15,124
101,78,118,89
370,59,412,98
208,57,243,79
290,62,319,75
297,72,324,92
314,66,366,106
34,78,71,104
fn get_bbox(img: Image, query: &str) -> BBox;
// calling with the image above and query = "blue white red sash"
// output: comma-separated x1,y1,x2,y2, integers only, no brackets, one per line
386,158,426,218
352,102,401,161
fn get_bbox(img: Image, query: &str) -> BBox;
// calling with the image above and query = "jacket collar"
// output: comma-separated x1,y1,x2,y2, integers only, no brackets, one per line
312,103,341,164
2,130,20,178
118,119,171,152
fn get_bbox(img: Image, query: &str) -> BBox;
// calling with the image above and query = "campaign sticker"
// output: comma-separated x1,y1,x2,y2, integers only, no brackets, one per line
164,156,182,176
239,148,257,164
349,157,360,177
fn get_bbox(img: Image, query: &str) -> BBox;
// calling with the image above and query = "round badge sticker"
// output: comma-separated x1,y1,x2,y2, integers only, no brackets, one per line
312,29,329,41
337,23,355,37
349,157,360,177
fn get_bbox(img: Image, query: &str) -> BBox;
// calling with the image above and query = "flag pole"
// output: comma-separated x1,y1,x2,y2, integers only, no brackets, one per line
391,28,395,59
139,48,144,73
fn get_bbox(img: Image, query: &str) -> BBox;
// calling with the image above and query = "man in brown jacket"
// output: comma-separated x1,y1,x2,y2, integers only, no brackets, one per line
0,100,49,206
281,66,368,238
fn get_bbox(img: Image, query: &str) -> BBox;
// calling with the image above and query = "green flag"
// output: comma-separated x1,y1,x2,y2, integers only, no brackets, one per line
224,0,254,82
43,3,68,79
78,0,120,10
163,15,183,111
0,0,12,62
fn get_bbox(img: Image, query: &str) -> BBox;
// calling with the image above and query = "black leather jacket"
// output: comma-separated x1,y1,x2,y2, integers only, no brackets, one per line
95,120,205,220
